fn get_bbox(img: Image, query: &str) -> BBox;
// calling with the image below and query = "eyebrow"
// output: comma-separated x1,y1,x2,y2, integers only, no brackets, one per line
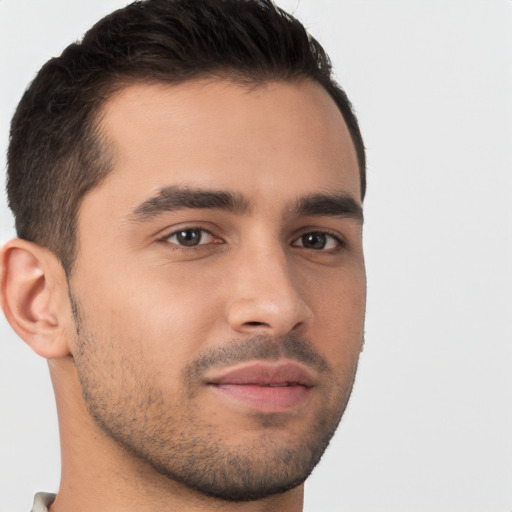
289,193,364,223
130,186,250,222
129,186,363,224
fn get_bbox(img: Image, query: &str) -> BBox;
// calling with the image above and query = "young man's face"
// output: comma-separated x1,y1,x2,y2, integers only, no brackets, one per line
68,79,366,500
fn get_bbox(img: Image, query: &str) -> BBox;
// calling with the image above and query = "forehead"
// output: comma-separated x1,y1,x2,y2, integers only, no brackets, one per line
88,79,360,216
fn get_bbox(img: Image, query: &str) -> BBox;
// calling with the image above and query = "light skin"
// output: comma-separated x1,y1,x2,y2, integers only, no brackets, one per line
1,79,365,512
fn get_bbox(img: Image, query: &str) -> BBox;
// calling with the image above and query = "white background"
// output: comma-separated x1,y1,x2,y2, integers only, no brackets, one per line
1,1,511,511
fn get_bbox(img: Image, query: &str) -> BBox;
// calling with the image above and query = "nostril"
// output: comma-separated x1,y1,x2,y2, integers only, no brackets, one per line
244,321,267,327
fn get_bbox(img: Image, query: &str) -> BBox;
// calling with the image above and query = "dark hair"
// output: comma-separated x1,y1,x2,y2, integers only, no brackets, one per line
7,0,366,274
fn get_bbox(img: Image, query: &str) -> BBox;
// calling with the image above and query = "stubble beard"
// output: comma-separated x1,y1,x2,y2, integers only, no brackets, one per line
71,301,359,502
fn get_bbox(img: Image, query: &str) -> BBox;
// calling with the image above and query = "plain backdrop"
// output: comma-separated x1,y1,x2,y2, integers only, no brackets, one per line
1,1,511,511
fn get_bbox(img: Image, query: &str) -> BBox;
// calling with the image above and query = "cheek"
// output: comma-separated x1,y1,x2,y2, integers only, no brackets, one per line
101,268,224,369
308,266,366,361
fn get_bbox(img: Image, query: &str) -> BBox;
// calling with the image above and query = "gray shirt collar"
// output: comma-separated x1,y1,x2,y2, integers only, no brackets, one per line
31,493,56,512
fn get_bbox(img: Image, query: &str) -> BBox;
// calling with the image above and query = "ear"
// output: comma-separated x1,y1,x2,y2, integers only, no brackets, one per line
0,238,73,359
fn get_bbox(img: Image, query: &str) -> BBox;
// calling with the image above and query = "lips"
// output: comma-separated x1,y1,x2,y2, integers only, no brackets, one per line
206,361,315,412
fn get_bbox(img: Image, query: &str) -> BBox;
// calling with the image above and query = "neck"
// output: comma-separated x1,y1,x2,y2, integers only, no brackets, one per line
49,359,304,512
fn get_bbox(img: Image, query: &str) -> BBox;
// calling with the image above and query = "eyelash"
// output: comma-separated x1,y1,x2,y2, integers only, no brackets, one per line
160,226,220,250
292,231,345,251
159,227,346,252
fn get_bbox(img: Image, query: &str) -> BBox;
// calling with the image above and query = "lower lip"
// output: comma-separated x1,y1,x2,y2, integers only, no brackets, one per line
210,384,311,413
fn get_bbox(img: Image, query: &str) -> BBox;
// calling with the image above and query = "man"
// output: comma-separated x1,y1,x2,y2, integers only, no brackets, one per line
0,0,366,511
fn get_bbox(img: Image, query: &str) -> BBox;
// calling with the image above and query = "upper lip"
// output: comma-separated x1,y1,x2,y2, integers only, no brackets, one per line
205,361,316,388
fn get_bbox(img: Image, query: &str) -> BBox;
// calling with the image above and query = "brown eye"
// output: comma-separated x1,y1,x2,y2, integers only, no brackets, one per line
166,228,215,247
292,232,340,250
301,233,327,249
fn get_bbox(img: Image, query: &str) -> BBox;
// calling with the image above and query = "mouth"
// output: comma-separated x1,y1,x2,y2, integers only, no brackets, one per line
206,361,315,413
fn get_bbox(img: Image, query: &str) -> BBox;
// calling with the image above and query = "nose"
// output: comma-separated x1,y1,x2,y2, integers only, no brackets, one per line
226,244,313,337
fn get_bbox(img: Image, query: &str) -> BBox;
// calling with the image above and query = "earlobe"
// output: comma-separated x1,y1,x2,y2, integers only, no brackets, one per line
0,239,72,359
